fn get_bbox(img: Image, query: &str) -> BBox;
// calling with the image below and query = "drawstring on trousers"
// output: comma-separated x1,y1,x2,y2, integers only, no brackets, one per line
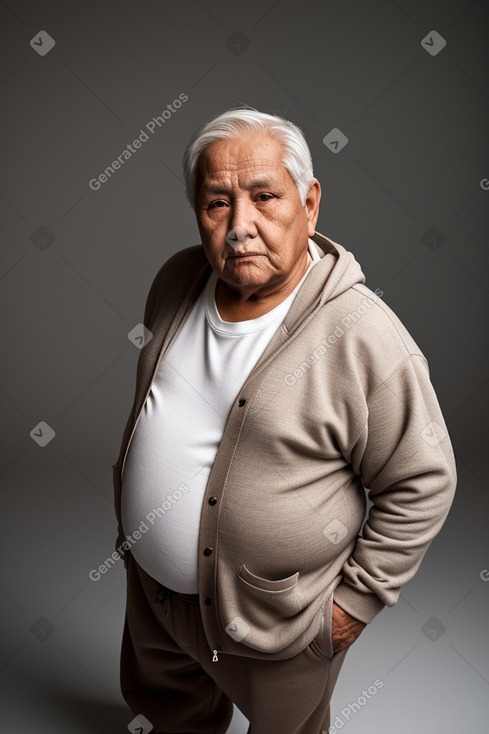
154,585,173,616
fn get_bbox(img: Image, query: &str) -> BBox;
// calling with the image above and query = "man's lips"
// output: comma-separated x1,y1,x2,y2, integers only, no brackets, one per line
228,252,264,258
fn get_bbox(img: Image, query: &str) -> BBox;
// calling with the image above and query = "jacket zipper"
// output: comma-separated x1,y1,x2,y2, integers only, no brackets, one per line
212,647,232,662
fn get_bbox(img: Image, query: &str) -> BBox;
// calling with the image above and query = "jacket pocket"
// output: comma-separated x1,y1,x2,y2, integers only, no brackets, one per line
308,592,334,659
237,564,299,597
223,565,303,653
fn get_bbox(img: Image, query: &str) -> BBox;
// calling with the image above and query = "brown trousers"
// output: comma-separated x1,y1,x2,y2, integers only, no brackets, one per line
121,554,349,734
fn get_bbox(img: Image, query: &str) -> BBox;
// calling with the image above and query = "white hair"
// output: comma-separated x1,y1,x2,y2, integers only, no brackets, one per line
182,107,315,210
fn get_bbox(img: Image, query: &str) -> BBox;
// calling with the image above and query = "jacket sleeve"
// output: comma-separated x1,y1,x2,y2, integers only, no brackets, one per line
333,353,457,624
112,265,166,560
112,246,210,561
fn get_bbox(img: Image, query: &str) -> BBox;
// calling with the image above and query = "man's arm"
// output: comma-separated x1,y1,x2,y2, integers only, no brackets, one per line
333,353,457,627
112,265,164,562
112,246,211,562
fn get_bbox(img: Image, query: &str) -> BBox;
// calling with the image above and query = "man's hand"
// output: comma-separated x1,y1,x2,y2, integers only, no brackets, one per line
331,601,366,654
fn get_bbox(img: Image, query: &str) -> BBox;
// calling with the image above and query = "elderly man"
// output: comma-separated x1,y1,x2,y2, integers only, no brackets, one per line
112,108,456,734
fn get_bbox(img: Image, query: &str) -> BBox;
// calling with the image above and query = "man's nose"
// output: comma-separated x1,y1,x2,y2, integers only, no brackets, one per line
226,201,257,248
225,225,250,248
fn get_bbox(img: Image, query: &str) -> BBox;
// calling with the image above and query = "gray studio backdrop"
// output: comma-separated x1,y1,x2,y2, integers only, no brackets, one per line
1,1,488,732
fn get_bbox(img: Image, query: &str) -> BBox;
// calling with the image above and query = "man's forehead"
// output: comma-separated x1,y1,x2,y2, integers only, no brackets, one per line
201,171,282,191
198,134,290,189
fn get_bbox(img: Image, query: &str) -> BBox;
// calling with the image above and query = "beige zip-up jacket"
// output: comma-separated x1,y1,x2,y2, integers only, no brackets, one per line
113,232,456,662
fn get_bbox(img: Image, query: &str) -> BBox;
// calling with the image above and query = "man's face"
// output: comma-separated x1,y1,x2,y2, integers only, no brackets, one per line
195,133,320,298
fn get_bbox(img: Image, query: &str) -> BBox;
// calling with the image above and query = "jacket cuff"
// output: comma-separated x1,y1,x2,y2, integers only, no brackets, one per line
333,581,385,624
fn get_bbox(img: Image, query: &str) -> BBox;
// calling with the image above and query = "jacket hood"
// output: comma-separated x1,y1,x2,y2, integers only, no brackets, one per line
281,231,366,336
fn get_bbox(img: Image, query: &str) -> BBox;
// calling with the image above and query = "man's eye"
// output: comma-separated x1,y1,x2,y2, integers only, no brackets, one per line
207,194,273,209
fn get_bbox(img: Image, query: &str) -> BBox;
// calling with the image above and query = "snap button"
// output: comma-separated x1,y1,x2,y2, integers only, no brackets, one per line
208,496,217,505
205,597,212,606
203,547,213,556
238,398,246,407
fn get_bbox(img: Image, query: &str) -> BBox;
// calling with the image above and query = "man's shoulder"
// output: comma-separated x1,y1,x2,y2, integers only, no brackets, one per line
353,283,425,360
321,282,427,372
149,244,210,292
143,245,210,326
156,244,208,276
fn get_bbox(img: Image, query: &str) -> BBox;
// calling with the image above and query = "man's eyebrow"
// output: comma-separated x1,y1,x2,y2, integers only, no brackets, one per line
200,177,278,195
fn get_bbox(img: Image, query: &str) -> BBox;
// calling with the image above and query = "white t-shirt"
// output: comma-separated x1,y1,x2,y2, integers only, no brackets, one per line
120,240,320,592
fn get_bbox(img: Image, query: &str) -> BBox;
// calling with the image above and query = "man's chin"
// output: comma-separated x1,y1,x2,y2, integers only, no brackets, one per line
219,271,275,297
222,260,271,282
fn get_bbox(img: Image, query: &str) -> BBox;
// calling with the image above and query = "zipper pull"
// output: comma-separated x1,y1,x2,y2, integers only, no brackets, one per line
212,649,219,662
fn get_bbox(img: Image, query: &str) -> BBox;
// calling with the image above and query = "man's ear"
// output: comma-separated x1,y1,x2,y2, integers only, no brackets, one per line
305,179,321,237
